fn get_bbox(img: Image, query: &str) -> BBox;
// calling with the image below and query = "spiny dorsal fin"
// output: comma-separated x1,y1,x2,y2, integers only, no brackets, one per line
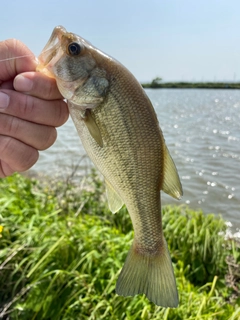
162,145,183,200
84,109,103,147
105,179,124,213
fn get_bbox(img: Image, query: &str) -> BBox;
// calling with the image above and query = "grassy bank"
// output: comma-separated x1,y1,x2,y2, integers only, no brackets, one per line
0,172,239,319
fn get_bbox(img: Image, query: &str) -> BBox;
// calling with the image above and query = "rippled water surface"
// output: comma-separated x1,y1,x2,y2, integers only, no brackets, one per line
32,89,240,230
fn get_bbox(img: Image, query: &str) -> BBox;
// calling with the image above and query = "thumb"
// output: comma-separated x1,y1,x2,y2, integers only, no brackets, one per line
0,39,37,81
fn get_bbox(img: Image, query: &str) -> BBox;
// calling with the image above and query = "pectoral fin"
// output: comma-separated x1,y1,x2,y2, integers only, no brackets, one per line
84,109,103,147
162,146,183,200
105,179,124,213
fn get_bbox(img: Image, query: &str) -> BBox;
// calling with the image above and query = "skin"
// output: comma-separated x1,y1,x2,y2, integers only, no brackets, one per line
0,39,69,178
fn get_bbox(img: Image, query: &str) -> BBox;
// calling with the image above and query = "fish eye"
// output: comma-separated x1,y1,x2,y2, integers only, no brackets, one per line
67,42,81,56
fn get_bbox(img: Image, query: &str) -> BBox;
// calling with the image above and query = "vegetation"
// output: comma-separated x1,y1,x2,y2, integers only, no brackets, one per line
0,172,239,319
142,77,240,89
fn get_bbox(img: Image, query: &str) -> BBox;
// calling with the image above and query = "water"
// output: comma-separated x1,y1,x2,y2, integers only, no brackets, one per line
32,89,240,231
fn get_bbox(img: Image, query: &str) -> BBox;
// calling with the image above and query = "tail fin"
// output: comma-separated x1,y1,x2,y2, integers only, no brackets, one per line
116,238,178,308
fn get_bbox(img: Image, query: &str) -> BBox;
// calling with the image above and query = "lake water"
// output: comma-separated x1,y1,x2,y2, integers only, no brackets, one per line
31,89,240,232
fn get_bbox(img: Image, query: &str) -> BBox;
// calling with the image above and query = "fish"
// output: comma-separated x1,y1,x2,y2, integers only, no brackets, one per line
37,26,183,308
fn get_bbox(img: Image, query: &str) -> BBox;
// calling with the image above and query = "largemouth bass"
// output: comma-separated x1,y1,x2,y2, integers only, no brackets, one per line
37,26,183,308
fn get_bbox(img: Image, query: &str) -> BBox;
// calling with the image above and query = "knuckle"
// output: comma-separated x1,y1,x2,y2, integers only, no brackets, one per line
45,80,56,100
21,94,35,118
35,75,58,100
0,135,12,155
6,116,19,136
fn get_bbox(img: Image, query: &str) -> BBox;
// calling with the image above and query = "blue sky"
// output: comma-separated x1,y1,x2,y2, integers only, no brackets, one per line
1,0,240,82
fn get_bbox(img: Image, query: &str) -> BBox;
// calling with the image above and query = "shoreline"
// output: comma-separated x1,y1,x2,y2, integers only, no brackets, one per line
141,82,240,89
24,169,240,239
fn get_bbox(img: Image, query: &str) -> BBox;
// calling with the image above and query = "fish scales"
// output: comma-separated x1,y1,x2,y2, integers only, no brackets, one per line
37,26,183,307
73,76,163,243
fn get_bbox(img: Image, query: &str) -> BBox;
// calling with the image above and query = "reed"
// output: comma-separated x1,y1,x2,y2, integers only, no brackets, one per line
0,172,239,319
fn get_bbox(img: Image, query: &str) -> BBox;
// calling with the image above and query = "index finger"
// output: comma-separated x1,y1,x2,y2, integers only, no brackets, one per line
13,71,63,100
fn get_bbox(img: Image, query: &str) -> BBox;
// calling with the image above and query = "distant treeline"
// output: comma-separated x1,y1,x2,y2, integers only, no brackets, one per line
141,77,240,89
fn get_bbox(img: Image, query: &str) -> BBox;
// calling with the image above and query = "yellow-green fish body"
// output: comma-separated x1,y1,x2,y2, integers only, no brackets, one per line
37,26,183,307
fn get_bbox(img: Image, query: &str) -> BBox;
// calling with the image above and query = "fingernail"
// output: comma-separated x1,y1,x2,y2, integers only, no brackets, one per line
14,75,33,92
0,92,10,109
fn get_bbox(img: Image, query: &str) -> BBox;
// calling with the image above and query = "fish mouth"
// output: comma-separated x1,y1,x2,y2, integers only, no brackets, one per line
36,25,67,77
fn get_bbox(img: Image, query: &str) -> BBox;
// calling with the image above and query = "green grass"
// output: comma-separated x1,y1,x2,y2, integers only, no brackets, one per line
0,172,239,319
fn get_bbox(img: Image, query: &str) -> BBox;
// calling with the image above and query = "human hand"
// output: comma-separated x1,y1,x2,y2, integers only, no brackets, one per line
0,39,69,178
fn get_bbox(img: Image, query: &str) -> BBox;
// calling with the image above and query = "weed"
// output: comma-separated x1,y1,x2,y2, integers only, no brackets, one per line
0,173,239,319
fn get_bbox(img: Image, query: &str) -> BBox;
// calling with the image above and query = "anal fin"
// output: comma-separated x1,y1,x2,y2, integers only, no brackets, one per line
162,146,183,200
105,179,124,213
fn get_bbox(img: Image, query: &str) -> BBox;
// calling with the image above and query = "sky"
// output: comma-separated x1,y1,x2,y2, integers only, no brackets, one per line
1,0,240,82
